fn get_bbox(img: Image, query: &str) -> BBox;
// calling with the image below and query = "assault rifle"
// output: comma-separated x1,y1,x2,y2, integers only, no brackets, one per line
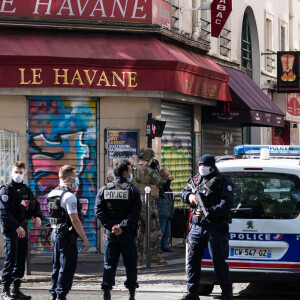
187,177,209,222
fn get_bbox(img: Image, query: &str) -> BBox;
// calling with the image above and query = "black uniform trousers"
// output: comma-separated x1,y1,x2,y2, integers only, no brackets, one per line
186,222,232,295
2,226,28,287
102,229,138,290
49,230,78,298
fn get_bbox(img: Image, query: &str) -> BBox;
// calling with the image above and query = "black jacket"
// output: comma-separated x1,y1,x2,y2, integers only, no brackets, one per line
0,179,43,230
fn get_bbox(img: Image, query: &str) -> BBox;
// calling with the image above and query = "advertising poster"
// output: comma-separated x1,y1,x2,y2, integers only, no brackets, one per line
105,129,139,182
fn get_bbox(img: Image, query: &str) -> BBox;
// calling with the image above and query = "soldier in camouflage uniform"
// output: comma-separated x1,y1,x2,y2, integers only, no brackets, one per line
131,148,168,266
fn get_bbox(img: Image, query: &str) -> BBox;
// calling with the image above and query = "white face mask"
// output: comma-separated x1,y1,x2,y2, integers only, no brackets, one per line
12,173,24,183
199,166,211,177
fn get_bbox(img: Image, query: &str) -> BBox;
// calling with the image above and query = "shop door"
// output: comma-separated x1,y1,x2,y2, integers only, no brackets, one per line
161,101,194,195
27,96,98,253
202,123,243,156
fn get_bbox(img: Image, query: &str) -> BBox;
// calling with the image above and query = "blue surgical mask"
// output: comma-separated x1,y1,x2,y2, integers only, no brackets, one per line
71,177,79,188
162,180,167,184
147,161,152,167
127,173,133,183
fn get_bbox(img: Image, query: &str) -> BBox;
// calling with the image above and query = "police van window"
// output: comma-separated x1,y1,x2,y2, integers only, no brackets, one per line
224,172,300,219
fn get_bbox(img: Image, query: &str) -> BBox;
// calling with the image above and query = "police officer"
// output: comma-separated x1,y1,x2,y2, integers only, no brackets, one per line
180,154,233,300
131,148,168,266
0,161,43,300
95,160,141,300
48,165,90,300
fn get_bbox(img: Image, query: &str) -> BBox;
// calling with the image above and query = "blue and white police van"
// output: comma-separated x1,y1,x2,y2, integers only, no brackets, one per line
194,145,300,295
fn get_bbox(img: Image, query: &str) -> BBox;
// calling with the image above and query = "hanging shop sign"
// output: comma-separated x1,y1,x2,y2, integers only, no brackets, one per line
0,0,171,27
277,51,300,93
286,93,300,122
211,0,232,38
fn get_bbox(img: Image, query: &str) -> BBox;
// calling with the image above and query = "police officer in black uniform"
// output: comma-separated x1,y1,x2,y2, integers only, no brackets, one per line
95,160,142,300
0,161,43,300
179,154,233,300
48,165,90,300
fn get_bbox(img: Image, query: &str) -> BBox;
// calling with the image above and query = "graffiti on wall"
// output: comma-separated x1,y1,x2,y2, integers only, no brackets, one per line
27,97,98,252
161,132,193,194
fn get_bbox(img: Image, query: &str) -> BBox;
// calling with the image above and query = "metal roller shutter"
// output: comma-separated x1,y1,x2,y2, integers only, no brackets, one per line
27,96,98,253
161,101,194,198
202,123,243,156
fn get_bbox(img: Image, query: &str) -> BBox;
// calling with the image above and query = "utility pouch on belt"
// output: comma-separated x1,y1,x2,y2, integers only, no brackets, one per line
58,224,69,236
0,222,6,234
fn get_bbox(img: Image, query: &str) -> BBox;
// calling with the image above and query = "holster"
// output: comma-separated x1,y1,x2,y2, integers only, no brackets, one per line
57,224,69,236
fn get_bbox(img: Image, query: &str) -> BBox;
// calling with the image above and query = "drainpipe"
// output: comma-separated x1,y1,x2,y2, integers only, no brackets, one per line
192,0,201,40
289,0,296,50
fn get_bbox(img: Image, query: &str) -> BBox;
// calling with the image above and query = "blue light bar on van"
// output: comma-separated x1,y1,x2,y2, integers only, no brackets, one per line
234,145,300,155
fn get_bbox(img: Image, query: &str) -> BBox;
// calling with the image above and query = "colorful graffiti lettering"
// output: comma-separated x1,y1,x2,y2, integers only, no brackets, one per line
161,132,193,193
27,97,98,253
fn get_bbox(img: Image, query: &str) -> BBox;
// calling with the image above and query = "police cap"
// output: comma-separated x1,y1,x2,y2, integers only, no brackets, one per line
198,154,216,167
138,148,155,160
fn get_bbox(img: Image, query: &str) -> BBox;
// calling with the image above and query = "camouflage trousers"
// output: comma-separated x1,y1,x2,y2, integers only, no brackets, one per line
136,199,162,263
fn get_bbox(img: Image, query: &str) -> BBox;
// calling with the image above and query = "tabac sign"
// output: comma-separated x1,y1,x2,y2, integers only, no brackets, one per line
0,0,171,27
211,0,232,38
277,51,300,93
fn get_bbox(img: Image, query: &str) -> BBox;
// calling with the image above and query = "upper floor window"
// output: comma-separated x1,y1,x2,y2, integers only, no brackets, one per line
220,18,231,57
265,15,275,73
241,14,252,77
280,21,287,51
199,1,211,42
169,0,179,31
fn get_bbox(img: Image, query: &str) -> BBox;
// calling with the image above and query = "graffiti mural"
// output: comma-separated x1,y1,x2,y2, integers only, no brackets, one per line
161,133,193,194
27,97,98,253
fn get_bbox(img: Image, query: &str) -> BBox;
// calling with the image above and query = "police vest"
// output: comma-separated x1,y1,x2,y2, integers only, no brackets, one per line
198,175,222,209
3,183,35,222
103,181,133,224
47,186,83,227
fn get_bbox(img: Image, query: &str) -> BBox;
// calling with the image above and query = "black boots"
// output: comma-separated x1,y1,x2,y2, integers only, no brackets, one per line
103,289,111,300
220,294,233,300
103,288,134,300
10,284,31,300
50,294,66,300
1,286,13,300
128,288,135,300
179,293,200,300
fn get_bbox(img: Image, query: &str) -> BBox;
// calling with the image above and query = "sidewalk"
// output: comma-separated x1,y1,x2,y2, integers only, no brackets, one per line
18,239,187,283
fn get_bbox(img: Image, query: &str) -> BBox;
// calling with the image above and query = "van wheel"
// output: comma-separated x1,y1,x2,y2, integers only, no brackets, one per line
198,284,214,296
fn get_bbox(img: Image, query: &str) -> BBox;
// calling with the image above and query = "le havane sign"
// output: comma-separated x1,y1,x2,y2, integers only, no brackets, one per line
0,0,171,26
211,0,232,38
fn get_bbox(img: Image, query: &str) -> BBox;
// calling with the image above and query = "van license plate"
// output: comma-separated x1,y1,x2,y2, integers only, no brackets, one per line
230,248,272,258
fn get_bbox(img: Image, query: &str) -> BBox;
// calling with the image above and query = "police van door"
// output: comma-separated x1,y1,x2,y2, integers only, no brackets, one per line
27,96,98,253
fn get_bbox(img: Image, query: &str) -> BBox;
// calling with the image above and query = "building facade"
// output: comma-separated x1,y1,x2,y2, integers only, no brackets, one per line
202,0,300,152
0,0,296,254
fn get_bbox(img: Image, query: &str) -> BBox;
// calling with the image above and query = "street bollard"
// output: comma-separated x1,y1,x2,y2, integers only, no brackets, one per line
145,186,151,268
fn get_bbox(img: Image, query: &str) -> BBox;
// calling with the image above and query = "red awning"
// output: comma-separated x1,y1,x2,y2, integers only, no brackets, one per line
0,33,231,101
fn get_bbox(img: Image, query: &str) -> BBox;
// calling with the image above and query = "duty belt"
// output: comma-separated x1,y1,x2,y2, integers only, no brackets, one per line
49,217,64,224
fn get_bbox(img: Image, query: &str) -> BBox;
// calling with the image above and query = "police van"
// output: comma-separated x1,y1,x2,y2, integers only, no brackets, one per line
193,145,300,295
